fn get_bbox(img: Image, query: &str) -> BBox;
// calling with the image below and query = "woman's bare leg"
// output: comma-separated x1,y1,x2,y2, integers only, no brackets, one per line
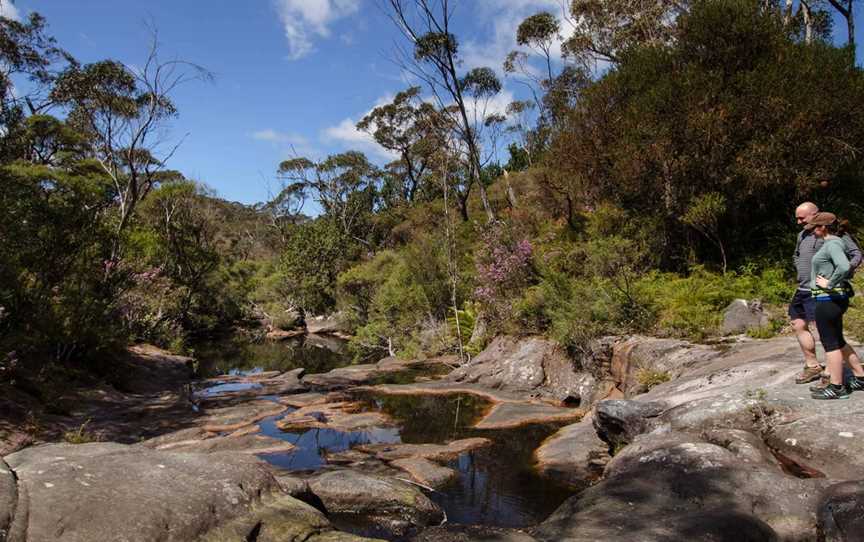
841,344,864,377
827,349,845,385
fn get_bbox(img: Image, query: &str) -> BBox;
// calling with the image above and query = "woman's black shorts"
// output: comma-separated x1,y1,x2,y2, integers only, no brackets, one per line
814,297,850,353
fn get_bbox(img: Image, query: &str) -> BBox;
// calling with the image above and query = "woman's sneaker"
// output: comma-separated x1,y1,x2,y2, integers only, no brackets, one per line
847,376,864,392
811,384,850,400
809,374,831,392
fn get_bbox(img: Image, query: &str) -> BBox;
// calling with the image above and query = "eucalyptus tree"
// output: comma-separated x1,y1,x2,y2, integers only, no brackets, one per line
51,39,210,261
563,0,688,68
277,151,382,245
0,12,72,161
386,0,502,222
504,11,560,111
504,11,589,163
356,86,444,204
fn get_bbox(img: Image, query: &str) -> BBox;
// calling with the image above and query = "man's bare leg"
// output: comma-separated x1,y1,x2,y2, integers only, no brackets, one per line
793,318,819,367
841,344,864,377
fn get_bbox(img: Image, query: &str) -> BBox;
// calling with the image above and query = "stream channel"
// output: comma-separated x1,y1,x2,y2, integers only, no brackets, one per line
193,334,576,535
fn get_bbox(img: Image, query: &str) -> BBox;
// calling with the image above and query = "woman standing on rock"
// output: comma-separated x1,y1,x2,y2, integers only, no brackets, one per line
806,212,864,400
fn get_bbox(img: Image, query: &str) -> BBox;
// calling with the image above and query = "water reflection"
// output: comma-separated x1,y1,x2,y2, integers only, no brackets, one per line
257,392,574,528
192,333,351,378
258,412,400,470
197,381,263,397
361,393,574,527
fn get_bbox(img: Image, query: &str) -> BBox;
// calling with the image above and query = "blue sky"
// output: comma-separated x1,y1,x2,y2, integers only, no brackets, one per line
4,1,863,205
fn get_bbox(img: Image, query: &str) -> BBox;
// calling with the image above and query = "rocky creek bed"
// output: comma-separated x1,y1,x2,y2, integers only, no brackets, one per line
2,333,864,541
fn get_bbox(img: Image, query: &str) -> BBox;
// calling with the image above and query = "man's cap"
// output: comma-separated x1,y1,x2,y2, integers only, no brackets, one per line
804,212,837,230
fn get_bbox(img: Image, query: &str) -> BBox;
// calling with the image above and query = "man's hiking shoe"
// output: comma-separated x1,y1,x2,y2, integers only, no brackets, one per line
796,365,823,384
811,384,850,400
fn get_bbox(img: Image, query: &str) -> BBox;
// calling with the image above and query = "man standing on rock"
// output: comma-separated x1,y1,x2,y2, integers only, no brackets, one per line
791,202,862,383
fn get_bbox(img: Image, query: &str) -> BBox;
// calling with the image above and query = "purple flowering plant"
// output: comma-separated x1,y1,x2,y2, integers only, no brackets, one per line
473,221,534,326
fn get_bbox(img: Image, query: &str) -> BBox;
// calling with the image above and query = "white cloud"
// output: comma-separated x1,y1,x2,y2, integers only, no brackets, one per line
320,93,401,161
322,117,398,161
251,128,318,158
0,1,21,21
273,0,360,60
252,129,308,145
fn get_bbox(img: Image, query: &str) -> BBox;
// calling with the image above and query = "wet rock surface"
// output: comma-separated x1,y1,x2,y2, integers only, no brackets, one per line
389,457,456,488
275,400,393,432
474,401,582,429
308,470,444,539
356,438,493,462
534,414,608,489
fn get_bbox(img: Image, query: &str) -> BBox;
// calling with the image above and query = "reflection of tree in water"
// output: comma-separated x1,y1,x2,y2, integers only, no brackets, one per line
193,334,352,377
357,392,575,527
260,424,401,471
436,424,574,527
357,393,490,443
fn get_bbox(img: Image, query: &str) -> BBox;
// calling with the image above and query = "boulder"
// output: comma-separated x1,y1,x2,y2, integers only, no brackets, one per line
198,399,287,432
473,401,582,430
534,414,609,489
389,457,456,489
412,525,537,541
150,432,296,455
308,470,443,539
3,442,311,542
722,299,770,335
266,328,305,341
592,399,665,449
0,458,16,541
602,335,719,396
817,481,864,542
535,431,826,542
275,400,392,432
356,438,492,462
307,313,351,335
448,336,594,403
197,493,330,542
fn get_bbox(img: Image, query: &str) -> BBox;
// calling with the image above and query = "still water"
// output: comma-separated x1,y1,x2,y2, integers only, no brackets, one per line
196,335,575,530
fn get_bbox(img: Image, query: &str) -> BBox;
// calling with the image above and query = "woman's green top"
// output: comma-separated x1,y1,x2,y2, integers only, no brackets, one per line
810,237,851,299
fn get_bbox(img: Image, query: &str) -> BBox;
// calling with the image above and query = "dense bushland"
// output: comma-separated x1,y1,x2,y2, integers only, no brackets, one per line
3,0,864,393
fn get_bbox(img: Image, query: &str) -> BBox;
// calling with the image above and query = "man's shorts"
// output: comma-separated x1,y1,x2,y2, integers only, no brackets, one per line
788,289,816,321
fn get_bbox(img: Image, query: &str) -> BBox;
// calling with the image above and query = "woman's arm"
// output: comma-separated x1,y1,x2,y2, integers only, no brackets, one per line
827,240,851,288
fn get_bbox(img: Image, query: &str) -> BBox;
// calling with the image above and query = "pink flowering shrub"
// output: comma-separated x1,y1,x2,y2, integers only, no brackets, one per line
473,221,535,328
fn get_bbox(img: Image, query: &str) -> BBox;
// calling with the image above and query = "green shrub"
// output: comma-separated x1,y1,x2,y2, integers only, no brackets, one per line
63,419,100,444
636,368,671,390
746,316,785,339
635,265,789,340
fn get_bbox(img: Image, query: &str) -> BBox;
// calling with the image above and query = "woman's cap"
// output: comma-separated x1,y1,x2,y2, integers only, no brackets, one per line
804,212,837,230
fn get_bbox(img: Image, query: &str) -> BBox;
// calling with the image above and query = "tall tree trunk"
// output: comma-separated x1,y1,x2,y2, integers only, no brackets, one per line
503,169,518,209
801,1,814,45
783,0,794,25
